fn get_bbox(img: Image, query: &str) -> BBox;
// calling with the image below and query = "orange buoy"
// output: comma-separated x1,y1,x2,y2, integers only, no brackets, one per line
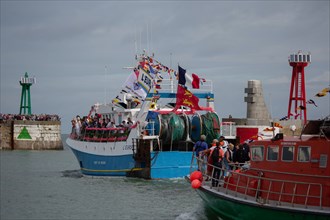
191,179,201,189
190,171,203,182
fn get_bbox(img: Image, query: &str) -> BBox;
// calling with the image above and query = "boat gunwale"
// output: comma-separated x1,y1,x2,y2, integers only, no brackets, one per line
196,182,330,216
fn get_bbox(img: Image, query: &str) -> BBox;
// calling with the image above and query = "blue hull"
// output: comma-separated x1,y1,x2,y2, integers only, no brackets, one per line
150,151,197,179
69,147,197,178
70,148,136,176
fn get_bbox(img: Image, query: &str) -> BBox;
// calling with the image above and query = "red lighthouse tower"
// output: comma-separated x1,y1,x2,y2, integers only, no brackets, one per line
287,50,311,124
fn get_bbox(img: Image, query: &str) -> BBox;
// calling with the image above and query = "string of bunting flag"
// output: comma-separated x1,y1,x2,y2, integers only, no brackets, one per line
140,54,206,89
315,87,330,97
279,86,329,121
138,55,177,79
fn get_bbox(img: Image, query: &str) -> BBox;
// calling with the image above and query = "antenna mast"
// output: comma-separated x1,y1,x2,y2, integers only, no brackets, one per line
104,66,108,104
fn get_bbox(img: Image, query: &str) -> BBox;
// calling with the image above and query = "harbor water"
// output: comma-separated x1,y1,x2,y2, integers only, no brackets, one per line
1,135,220,220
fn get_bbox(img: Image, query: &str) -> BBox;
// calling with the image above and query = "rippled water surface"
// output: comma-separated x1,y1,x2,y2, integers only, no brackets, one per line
1,136,220,220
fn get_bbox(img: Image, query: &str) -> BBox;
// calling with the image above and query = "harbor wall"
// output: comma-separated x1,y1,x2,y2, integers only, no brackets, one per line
0,120,63,150
0,121,14,150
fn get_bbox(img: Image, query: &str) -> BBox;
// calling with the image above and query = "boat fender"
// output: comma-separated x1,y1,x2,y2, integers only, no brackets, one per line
190,170,203,182
191,179,201,189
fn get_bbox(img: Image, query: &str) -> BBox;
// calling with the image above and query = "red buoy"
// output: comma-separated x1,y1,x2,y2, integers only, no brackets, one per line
191,179,201,189
190,171,203,182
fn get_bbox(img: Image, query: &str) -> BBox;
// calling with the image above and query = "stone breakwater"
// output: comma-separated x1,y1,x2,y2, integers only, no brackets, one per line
0,120,63,150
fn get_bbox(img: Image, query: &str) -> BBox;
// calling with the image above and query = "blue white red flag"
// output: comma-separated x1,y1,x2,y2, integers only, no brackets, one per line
178,65,186,86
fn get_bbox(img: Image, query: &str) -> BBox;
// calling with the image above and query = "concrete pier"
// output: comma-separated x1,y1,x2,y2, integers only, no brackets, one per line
0,120,63,150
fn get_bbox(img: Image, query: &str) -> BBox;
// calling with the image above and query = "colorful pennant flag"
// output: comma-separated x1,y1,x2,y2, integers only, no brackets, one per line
297,105,306,110
148,64,155,74
145,55,177,78
155,84,161,89
315,87,330,97
279,116,289,121
274,122,283,128
134,68,139,77
306,99,318,107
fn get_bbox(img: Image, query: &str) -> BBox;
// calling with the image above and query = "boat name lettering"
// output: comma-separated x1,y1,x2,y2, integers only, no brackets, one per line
94,161,106,165
281,142,296,146
123,145,133,150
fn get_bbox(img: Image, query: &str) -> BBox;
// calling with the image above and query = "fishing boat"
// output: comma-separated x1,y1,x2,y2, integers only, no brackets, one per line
67,51,221,178
188,116,330,219
66,103,139,176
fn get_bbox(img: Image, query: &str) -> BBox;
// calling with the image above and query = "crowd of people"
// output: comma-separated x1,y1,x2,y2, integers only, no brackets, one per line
0,113,60,122
193,135,250,186
71,114,134,139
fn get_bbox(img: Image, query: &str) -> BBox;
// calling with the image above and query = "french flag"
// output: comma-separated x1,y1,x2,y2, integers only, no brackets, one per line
177,65,205,89
178,65,186,85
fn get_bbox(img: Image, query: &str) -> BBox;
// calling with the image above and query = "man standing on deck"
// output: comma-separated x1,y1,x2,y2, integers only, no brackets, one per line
210,141,225,187
219,136,228,153
219,136,229,178
193,135,208,171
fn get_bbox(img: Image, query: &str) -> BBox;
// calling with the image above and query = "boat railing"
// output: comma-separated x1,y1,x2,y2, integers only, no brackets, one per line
300,115,330,140
70,127,130,142
144,121,156,136
192,156,325,210
320,115,330,140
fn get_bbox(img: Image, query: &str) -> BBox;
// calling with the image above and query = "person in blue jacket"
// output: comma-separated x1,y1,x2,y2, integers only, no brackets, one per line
193,135,208,171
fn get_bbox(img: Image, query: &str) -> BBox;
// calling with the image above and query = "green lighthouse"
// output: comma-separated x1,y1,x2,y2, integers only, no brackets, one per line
19,72,36,115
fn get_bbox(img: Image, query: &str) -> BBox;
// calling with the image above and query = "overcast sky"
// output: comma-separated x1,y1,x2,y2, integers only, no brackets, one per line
1,1,329,134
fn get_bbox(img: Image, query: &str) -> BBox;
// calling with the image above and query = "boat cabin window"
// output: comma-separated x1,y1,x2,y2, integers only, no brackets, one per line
319,155,328,168
282,146,294,161
297,146,311,162
267,145,279,161
251,146,264,161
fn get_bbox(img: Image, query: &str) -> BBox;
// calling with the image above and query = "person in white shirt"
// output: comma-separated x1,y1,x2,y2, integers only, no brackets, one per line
219,136,228,153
